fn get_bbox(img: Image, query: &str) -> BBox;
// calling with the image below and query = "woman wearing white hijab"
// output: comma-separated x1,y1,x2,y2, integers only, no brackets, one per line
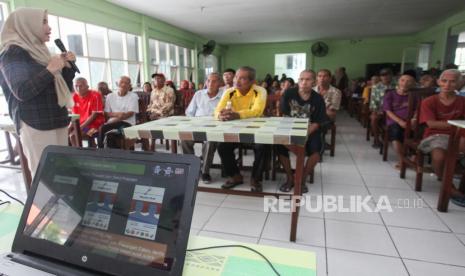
0,8,76,178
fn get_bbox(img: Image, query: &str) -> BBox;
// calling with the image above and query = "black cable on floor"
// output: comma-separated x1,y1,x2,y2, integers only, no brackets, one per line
187,244,281,276
0,189,24,205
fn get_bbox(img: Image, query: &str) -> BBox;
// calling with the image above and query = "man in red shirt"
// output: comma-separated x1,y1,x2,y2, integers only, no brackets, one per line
419,69,465,178
71,77,105,138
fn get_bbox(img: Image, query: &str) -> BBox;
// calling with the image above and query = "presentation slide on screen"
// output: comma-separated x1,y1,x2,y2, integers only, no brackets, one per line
125,185,165,240
82,180,119,231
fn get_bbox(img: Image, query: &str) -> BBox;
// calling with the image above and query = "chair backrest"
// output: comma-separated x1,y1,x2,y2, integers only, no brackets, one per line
404,87,436,141
135,91,151,124
265,94,281,117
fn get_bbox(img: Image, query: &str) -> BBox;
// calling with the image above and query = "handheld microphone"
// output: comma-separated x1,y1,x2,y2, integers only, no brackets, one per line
54,39,80,73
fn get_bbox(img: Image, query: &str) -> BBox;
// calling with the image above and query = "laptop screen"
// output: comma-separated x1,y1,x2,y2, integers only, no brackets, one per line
21,151,191,273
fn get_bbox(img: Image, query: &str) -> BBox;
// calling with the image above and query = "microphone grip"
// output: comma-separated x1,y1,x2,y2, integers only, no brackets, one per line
54,39,80,73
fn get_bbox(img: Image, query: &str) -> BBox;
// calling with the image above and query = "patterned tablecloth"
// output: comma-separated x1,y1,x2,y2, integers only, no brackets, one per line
123,116,309,146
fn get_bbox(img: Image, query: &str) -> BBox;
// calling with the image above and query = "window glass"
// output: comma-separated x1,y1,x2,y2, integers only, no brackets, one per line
110,60,127,88
87,24,107,58
89,60,108,89
274,53,306,81
46,15,60,54
108,30,124,59
169,44,177,66
127,34,139,61
59,17,86,56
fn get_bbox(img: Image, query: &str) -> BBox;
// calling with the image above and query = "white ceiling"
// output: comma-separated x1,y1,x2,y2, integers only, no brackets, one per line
108,0,465,44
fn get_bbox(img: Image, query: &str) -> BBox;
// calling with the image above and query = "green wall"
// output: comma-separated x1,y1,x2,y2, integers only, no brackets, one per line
224,36,415,80
413,9,465,67
224,8,465,80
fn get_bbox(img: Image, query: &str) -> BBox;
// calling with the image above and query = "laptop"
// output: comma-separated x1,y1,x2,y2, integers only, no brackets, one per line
1,145,200,276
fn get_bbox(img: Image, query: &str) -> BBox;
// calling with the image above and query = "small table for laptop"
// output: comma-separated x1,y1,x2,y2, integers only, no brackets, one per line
437,120,465,212
0,114,81,190
0,203,317,275
124,116,309,242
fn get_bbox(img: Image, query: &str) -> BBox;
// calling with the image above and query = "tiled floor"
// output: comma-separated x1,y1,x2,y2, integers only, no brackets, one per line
2,112,465,275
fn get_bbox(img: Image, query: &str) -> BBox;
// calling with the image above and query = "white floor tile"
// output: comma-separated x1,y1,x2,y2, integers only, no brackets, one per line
203,207,268,237
404,259,465,276
362,174,412,190
261,213,326,247
380,207,450,232
389,226,465,266
198,230,259,243
191,204,217,229
220,195,268,212
327,248,408,276
326,220,398,256
436,210,465,234
194,191,227,207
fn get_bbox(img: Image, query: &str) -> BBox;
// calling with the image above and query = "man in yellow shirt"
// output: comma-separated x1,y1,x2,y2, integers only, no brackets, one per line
215,66,269,192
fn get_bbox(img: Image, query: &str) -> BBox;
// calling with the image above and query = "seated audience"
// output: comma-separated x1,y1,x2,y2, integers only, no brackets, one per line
179,80,195,111
333,66,349,92
222,68,236,90
70,77,105,139
369,68,396,148
97,76,139,148
420,73,436,89
214,66,269,192
181,73,224,182
277,70,328,193
147,73,175,120
382,73,416,169
419,69,465,179
281,77,295,95
270,80,281,95
314,69,342,121
143,81,152,93
97,81,112,99
362,75,380,104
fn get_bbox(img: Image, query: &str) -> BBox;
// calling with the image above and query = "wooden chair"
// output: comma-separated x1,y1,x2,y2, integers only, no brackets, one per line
399,88,436,190
364,89,372,141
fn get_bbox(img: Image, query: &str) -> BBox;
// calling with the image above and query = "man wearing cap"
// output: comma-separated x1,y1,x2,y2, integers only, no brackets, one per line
369,68,396,148
147,73,176,120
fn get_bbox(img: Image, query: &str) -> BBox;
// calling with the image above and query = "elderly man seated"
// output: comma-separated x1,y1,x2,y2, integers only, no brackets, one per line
214,66,269,192
419,69,465,178
70,77,105,142
147,73,176,120
181,72,224,183
97,76,139,148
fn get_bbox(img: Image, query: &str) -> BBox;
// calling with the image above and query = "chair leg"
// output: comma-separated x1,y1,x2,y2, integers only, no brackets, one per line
366,122,370,141
400,145,407,179
415,152,424,191
330,125,336,157
459,172,465,194
309,170,314,184
382,130,388,162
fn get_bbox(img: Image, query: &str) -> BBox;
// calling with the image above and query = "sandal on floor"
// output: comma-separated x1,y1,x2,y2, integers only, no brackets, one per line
251,185,263,192
279,182,294,192
301,184,308,194
451,195,465,208
221,179,243,189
